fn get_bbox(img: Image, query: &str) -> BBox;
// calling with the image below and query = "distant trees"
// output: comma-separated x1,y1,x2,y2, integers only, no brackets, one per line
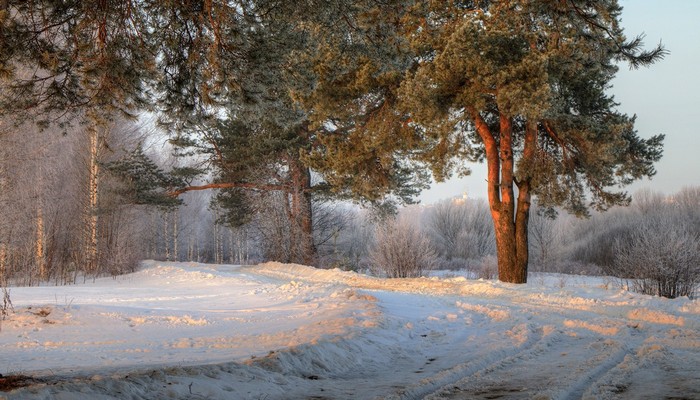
527,208,569,273
0,1,672,289
0,116,148,285
613,188,700,298
565,187,700,298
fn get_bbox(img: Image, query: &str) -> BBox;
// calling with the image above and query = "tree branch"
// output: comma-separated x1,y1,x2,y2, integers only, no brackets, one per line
469,107,501,208
168,182,289,197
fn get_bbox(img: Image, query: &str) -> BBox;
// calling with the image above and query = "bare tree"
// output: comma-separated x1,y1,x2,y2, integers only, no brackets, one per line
632,188,666,214
322,207,374,271
673,186,700,230
527,207,570,273
426,200,469,260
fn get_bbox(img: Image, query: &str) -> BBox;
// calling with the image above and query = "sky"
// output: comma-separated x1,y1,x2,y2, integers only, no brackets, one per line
419,0,700,204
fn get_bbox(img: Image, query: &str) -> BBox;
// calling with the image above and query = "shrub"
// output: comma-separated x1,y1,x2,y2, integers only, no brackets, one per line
476,255,498,280
370,218,437,278
614,213,700,298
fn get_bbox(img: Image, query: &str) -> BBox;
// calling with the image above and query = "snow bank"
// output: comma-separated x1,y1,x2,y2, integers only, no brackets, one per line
1,261,698,399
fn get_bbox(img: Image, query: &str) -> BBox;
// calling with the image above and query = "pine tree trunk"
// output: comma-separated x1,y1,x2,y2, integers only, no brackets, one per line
288,154,315,265
283,191,295,263
472,111,534,284
513,122,537,282
299,177,315,265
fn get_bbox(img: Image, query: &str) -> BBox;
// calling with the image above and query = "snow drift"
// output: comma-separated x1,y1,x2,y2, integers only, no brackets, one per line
1,261,698,399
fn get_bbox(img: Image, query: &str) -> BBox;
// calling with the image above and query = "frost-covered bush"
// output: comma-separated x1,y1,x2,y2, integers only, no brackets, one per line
614,213,700,299
424,199,495,262
476,255,498,280
370,218,437,278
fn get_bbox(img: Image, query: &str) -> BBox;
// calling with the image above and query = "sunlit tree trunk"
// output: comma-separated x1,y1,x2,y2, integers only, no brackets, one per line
472,112,535,283
35,205,46,281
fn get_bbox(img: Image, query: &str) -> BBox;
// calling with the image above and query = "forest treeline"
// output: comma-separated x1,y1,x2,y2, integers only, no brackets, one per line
1,1,686,296
0,116,697,298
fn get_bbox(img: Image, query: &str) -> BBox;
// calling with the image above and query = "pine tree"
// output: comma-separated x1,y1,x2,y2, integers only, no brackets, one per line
154,6,321,265
289,0,430,206
0,1,157,126
141,1,427,265
299,0,665,283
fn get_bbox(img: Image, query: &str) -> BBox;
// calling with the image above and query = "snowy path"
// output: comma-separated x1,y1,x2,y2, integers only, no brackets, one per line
1,261,698,399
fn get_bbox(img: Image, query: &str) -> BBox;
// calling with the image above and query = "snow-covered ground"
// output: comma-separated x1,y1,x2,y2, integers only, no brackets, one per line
1,261,698,399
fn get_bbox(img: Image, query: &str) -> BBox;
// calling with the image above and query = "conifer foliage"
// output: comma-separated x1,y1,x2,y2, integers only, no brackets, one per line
0,1,154,125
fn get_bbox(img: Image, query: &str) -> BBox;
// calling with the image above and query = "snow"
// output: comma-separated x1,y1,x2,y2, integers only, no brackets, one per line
1,261,698,399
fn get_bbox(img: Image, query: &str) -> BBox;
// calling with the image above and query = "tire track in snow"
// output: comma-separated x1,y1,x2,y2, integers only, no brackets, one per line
424,330,635,400
377,323,548,400
580,336,700,399
395,294,646,400
557,341,635,400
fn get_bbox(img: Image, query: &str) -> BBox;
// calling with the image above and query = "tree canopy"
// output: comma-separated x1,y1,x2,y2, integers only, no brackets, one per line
1,0,665,281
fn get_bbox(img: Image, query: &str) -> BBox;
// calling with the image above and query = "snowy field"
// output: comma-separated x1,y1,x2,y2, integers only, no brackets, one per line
1,261,699,399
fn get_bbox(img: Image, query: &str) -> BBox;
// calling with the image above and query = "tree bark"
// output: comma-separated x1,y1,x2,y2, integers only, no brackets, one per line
471,110,533,283
513,121,538,282
494,114,521,282
299,166,315,265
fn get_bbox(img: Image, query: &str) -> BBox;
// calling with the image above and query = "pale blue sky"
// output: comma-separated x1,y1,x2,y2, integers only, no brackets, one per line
420,0,700,203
